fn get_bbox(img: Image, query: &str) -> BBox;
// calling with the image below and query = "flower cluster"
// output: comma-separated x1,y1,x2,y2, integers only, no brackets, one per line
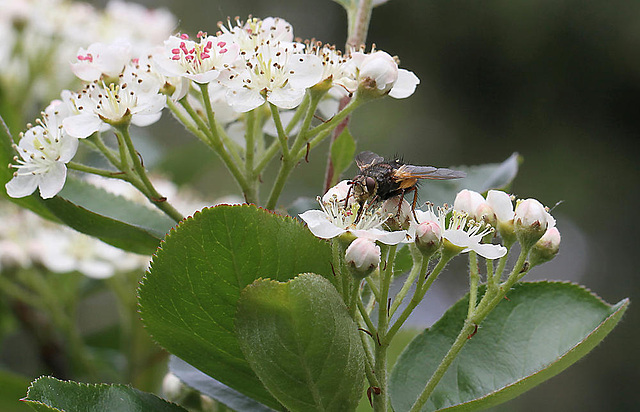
0,0,176,108
0,201,147,278
300,183,561,273
5,15,419,201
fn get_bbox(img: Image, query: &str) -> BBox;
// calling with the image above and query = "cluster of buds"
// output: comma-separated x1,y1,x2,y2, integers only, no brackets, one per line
300,182,561,279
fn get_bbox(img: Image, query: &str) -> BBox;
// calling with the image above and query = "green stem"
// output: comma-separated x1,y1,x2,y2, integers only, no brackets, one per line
67,162,128,180
254,139,281,175
409,250,529,412
116,127,184,222
86,133,122,169
389,246,422,316
372,245,396,412
385,254,450,344
168,98,214,148
269,103,290,159
306,96,362,141
468,251,479,319
346,0,374,49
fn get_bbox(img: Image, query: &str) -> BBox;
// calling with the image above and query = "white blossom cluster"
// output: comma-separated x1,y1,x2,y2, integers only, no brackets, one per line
0,0,176,107
300,183,561,271
5,15,419,200
0,201,147,278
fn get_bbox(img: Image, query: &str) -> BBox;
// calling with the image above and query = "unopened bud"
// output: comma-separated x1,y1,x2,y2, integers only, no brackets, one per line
529,227,561,267
415,220,442,257
345,237,380,278
514,198,549,249
486,190,516,246
454,189,485,216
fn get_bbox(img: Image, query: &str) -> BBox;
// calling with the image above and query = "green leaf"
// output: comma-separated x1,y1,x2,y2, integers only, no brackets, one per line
236,274,365,412
168,356,275,412
389,281,629,412
22,376,186,412
0,115,58,221
39,195,162,255
58,178,176,238
418,153,520,206
139,205,333,410
331,127,357,179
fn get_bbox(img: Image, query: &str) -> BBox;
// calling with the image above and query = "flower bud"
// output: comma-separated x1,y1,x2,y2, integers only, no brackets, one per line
486,190,516,245
414,220,442,257
529,227,561,267
351,51,399,99
345,237,380,278
454,189,485,216
514,198,549,249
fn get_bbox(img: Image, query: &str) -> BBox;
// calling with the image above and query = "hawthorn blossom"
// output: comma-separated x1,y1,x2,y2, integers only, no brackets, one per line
6,101,78,199
154,32,239,84
347,50,420,99
219,43,323,112
216,17,295,53
71,39,132,82
299,181,406,244
63,67,166,138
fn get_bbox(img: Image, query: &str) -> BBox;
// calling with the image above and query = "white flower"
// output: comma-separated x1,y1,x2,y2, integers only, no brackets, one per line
154,33,239,84
32,227,146,279
299,183,407,244
514,198,550,231
217,17,295,53
348,50,420,98
63,67,166,138
219,43,323,112
413,206,507,259
6,101,79,199
71,39,132,82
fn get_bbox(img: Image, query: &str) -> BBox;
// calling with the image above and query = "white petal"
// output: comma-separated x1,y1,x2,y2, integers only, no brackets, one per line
267,87,306,110
471,243,507,259
70,63,103,82
63,114,102,139
184,70,221,84
225,88,265,113
389,69,420,99
287,54,323,89
79,260,115,279
299,210,345,239
444,229,472,248
38,163,67,199
486,190,514,222
58,137,80,163
352,228,408,245
131,112,163,127
5,174,38,198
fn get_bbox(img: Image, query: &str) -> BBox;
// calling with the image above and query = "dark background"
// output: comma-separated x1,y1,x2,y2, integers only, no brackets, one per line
100,0,639,410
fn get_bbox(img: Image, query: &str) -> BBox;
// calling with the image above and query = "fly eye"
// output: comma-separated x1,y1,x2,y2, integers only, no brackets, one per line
365,177,376,193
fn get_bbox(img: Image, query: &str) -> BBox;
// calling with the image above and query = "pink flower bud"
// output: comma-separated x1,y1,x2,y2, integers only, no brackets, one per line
514,198,550,248
529,227,561,267
345,237,380,277
415,220,442,256
454,189,485,217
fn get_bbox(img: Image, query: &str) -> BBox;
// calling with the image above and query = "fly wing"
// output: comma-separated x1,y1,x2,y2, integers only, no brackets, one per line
394,164,466,180
355,151,385,170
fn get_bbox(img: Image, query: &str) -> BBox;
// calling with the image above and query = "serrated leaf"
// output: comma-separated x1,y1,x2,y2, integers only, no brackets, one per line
331,128,356,179
22,376,185,412
139,205,333,410
418,153,520,206
389,281,629,412
237,274,365,412
169,356,275,412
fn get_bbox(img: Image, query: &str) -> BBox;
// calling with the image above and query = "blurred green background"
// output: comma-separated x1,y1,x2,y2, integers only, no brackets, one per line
3,0,638,410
